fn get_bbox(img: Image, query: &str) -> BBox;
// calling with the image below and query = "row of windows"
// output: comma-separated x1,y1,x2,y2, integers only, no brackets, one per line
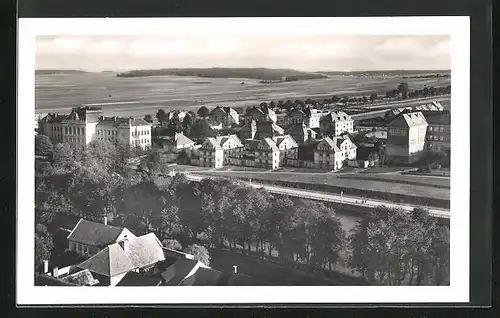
55,126,85,135
427,135,449,141
98,130,117,136
388,129,408,137
65,136,84,143
428,126,449,133
132,130,150,137
132,139,149,146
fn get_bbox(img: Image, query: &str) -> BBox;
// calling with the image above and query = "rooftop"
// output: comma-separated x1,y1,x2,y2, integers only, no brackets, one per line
67,219,125,247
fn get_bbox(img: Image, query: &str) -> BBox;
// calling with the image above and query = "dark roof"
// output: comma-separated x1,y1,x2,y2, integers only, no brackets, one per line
67,219,125,247
424,112,451,125
179,267,223,286
130,118,151,127
76,243,135,277
116,272,163,286
285,123,308,136
61,269,99,286
161,258,200,286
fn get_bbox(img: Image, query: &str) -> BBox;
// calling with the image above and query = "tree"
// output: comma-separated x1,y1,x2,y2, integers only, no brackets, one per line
197,106,210,118
397,82,409,99
362,96,369,104
35,223,54,273
162,239,182,251
52,143,76,172
331,95,341,103
182,114,194,137
144,114,154,123
369,94,378,102
343,96,350,105
35,135,53,157
184,244,211,266
156,109,167,123
310,210,345,271
269,101,276,108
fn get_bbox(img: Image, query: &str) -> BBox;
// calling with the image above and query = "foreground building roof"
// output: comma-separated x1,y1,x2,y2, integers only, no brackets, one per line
67,219,125,247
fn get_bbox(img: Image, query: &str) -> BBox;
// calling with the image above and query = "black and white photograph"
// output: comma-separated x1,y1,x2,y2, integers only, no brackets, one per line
18,17,470,304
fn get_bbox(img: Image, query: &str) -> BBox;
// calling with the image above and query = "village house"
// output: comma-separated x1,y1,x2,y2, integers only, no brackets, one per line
423,111,450,155
284,107,324,129
217,134,244,165
38,106,152,149
208,106,240,127
319,111,354,136
159,132,200,163
238,120,285,140
242,106,277,124
385,112,428,165
66,218,137,258
314,135,357,170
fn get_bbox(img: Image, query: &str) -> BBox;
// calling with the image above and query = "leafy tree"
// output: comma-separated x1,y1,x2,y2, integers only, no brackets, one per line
52,143,76,172
156,109,167,123
35,223,54,273
331,95,341,103
269,101,276,108
310,211,345,271
35,135,54,157
369,93,378,102
343,96,350,105
362,96,369,104
397,82,410,99
184,244,211,266
162,238,182,251
144,114,154,123
197,106,210,118
182,114,194,137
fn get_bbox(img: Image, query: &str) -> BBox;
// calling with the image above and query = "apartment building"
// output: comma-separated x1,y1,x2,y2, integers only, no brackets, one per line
284,107,325,129
424,111,450,155
386,112,428,165
284,122,318,144
314,135,357,170
273,135,299,165
319,111,354,136
199,137,224,168
38,106,152,149
254,138,281,170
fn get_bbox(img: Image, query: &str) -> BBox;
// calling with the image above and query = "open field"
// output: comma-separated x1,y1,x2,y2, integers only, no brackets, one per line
35,72,451,117
193,171,449,200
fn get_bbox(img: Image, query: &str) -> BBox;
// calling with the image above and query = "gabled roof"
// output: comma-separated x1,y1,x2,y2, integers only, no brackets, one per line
179,267,223,286
256,121,285,135
389,111,427,128
161,258,201,286
124,233,165,269
130,118,151,127
322,111,352,122
217,134,243,148
259,138,280,152
287,109,307,118
61,269,99,286
67,219,125,247
222,106,237,114
239,120,257,133
173,132,195,147
210,106,226,115
317,136,354,152
203,137,223,150
285,123,308,136
273,135,298,148
40,113,67,123
76,243,135,277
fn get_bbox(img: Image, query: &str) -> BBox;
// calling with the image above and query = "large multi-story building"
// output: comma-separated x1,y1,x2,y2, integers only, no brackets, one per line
198,134,243,168
38,106,152,149
424,111,450,155
314,135,357,170
254,138,281,170
284,122,318,144
385,112,428,165
273,135,299,165
284,107,325,129
319,111,354,136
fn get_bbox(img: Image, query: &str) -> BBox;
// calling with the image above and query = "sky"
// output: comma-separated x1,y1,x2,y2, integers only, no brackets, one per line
36,35,450,72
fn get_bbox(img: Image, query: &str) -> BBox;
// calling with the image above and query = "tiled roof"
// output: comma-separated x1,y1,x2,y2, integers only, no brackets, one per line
203,137,223,150
179,267,223,286
261,138,280,152
239,120,257,133
323,111,352,122
124,233,165,269
256,121,285,135
285,123,308,136
130,118,151,127
76,243,135,277
273,135,298,148
116,272,163,286
174,132,195,147
318,136,353,152
67,219,125,247
423,111,450,125
61,269,99,286
161,258,200,286
401,112,428,127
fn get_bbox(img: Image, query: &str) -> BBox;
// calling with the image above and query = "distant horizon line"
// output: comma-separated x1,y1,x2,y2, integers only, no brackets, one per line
35,67,452,73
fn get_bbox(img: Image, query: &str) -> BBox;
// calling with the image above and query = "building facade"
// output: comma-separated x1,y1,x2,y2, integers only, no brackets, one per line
198,137,224,168
209,106,240,127
385,112,428,165
319,111,354,136
424,111,450,155
314,136,357,170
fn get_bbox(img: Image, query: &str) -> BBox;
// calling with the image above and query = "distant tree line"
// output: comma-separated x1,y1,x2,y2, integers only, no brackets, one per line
35,138,449,285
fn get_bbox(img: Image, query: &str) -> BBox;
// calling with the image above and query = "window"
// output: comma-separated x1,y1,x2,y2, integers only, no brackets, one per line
428,126,433,132
64,127,68,134
439,136,444,141
440,127,445,132
76,244,80,252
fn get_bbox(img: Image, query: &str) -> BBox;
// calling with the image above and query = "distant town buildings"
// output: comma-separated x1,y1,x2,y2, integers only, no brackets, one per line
209,106,240,127
38,106,152,149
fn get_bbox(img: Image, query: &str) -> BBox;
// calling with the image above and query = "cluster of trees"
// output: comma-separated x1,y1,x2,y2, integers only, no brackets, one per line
348,207,449,285
385,83,451,100
35,139,449,285
162,239,211,266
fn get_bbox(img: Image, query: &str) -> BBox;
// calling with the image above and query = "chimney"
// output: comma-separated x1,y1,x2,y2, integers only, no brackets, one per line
232,265,238,274
43,260,49,274
103,216,107,225
53,267,59,278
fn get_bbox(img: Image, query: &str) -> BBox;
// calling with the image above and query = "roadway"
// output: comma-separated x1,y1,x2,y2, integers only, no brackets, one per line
184,174,450,219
